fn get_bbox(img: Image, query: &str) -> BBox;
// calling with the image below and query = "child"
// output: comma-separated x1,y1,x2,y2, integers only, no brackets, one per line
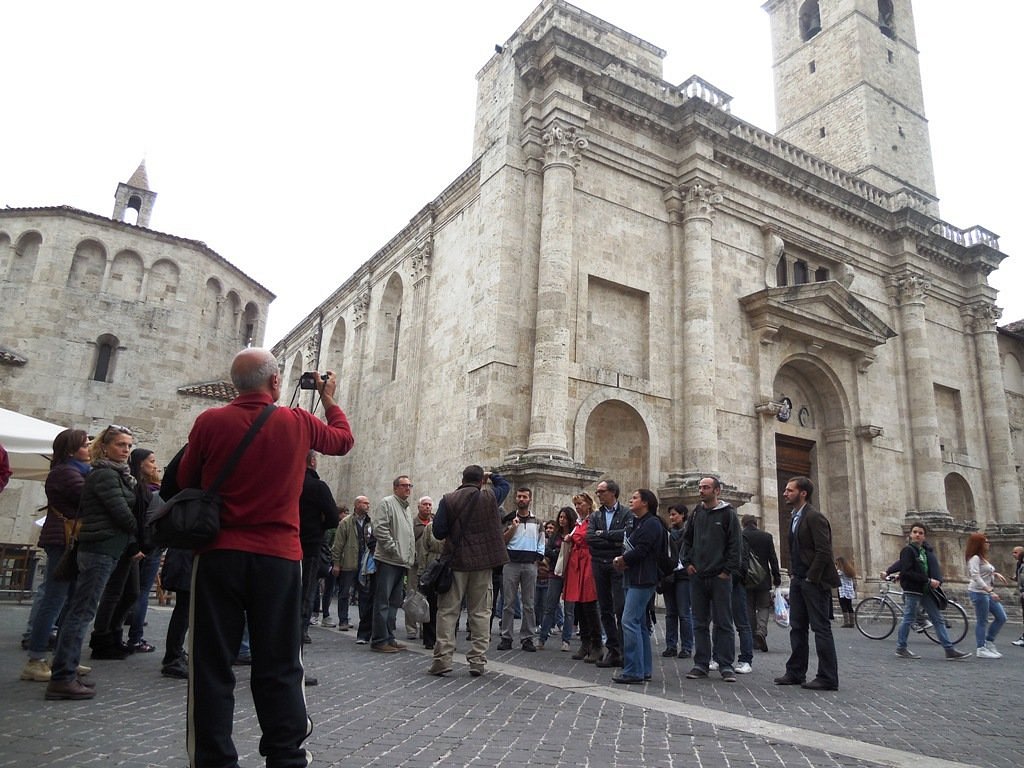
836,556,857,628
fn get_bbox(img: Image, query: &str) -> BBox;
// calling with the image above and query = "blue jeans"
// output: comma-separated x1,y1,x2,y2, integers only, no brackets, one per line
539,575,573,643
691,574,735,670
129,548,162,644
371,561,406,646
622,585,655,679
730,579,754,664
969,591,1007,648
663,577,694,653
50,549,118,682
897,590,952,649
27,544,73,658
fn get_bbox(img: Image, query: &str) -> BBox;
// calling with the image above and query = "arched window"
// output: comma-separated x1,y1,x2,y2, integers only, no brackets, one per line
799,0,821,42
776,255,788,287
92,333,121,382
242,302,260,347
878,0,896,39
377,273,404,382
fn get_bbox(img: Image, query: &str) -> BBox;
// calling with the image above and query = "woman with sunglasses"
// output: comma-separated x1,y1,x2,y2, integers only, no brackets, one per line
45,424,138,700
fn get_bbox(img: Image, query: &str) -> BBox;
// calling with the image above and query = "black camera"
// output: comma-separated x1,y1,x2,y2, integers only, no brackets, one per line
299,372,328,390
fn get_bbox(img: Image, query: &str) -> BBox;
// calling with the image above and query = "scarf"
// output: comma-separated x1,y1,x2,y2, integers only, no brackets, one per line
92,458,137,490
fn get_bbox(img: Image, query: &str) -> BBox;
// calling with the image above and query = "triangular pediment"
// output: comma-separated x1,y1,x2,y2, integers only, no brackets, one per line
739,281,896,363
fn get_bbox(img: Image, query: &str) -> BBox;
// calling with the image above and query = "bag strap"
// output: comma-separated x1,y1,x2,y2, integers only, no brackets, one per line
206,404,277,495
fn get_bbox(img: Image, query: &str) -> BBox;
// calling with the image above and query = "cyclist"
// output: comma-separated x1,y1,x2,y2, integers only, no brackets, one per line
892,523,969,660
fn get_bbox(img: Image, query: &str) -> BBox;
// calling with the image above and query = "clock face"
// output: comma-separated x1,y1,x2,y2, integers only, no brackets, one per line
798,406,810,427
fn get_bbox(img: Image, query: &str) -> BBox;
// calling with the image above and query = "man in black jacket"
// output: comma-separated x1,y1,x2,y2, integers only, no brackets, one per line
742,515,781,651
586,479,630,668
299,451,339,647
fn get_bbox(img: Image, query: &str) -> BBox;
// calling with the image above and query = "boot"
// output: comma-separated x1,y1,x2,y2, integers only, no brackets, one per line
571,643,589,661
842,611,854,628
584,644,604,664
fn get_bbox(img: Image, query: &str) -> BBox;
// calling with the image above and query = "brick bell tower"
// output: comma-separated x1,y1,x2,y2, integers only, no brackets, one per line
763,0,938,212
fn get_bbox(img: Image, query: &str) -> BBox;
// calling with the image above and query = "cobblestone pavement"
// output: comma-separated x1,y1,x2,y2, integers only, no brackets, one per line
1,601,1019,767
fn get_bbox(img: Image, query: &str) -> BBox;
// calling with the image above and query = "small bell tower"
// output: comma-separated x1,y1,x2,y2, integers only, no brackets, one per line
113,160,157,227
763,0,937,209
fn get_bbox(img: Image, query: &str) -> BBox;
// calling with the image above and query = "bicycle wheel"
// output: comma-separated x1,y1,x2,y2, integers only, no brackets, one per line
855,596,896,639
924,600,969,645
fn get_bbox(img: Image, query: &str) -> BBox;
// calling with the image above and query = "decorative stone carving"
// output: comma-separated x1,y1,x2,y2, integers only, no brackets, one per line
411,239,434,283
961,302,1001,334
352,290,370,326
892,273,930,304
542,123,588,169
855,424,884,440
682,182,723,217
304,335,319,368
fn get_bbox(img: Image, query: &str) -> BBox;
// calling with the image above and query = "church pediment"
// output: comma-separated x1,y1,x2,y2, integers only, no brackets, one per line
739,281,896,366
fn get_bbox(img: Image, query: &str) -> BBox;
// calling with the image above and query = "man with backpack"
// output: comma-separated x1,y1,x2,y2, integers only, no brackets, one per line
742,515,781,652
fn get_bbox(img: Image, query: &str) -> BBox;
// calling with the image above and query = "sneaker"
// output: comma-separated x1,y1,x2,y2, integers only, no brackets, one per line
685,667,708,679
720,667,737,682
708,660,719,671
1012,636,1024,647
371,643,399,654
521,639,537,652
387,641,408,651
76,664,92,676
20,658,52,682
561,641,571,652
976,646,1000,659
895,647,920,659
911,620,933,632
678,649,692,659
355,638,368,645
985,641,1002,658
734,661,752,674
661,647,677,658
321,617,337,628
497,638,513,651
309,615,320,626
945,647,970,660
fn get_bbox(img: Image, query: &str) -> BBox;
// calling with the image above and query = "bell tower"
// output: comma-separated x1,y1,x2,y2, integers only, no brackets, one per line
763,0,937,209
113,160,157,227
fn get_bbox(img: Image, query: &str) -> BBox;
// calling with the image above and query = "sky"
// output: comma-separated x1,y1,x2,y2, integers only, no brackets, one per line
2,1,1020,344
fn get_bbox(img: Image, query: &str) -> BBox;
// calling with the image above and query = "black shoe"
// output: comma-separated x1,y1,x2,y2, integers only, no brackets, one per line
90,646,129,660
497,639,513,651
801,678,838,691
678,649,692,659
685,667,708,679
596,652,622,668
521,639,537,653
661,647,677,658
774,674,804,685
161,662,188,679
754,635,768,652
304,677,318,686
611,674,645,684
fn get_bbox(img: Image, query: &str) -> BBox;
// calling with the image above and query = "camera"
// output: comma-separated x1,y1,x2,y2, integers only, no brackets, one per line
299,372,328,390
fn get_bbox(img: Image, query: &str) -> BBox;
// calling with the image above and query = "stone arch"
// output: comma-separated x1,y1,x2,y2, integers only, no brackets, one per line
204,278,223,330
108,250,144,300
772,354,855,559
91,332,122,383
286,351,304,394
1002,351,1024,395
241,302,260,346
10,231,42,284
877,0,896,39
0,232,12,277
326,316,347,376
943,472,976,525
225,291,242,336
67,239,107,291
376,273,404,381
574,388,657,493
148,258,180,301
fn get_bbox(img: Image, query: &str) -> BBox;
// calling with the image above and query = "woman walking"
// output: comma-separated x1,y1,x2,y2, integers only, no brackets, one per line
965,533,1008,659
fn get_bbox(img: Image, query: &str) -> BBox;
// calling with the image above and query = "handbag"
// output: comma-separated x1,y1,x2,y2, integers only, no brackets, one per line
418,554,454,596
146,405,276,549
53,541,79,582
553,539,571,577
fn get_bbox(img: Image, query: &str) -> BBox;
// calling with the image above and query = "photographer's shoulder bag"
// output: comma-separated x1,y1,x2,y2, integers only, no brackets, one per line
146,404,276,549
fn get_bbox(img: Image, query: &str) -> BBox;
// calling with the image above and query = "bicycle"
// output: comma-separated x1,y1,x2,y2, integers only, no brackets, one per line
854,578,968,645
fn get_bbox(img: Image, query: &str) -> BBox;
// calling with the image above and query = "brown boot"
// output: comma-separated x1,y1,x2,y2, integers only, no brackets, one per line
45,678,95,700
584,645,604,664
571,643,589,661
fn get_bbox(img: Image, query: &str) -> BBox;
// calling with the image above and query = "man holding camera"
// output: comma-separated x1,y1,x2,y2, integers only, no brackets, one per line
180,349,354,768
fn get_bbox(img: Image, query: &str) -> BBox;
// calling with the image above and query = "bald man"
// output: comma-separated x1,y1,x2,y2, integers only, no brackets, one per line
180,348,354,768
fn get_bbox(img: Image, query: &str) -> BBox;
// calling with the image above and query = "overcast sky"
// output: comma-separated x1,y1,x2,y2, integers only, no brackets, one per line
2,1,1020,343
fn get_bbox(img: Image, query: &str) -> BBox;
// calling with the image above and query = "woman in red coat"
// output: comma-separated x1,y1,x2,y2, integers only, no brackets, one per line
565,492,602,662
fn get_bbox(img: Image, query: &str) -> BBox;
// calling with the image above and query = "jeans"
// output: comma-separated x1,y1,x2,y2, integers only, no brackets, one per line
969,591,1007,648
50,550,118,682
662,577,694,653
370,561,406,646
539,576,573,643
90,551,139,649
622,585,655,679
731,579,754,664
786,576,838,687
129,548,162,645
27,544,73,658
335,569,357,625
690,574,734,670
897,590,952,648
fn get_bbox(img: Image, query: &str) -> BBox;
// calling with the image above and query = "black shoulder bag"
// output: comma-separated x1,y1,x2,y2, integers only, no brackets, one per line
418,493,473,597
146,404,276,549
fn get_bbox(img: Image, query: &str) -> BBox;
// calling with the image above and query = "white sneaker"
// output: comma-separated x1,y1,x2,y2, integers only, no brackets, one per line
309,615,320,626
984,641,1002,658
708,660,719,671
734,661,752,674
1012,636,1024,647
976,646,1000,659
561,641,571,652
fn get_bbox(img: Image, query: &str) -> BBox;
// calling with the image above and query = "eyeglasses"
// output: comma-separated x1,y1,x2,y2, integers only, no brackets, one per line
107,424,133,436
398,483,413,488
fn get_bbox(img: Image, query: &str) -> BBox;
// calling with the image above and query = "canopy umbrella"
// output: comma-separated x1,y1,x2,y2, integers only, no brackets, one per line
0,407,66,481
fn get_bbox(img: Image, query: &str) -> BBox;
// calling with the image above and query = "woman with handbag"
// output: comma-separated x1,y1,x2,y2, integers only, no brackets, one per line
45,424,138,700
565,493,602,663
20,429,91,683
538,507,575,651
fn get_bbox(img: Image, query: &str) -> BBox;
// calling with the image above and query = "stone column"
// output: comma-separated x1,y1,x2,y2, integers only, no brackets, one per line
524,123,587,458
963,302,1019,523
892,274,945,515
679,183,721,476
664,188,686,478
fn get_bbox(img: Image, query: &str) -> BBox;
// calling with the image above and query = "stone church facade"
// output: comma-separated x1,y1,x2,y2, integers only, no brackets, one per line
265,0,1019,578
0,163,274,544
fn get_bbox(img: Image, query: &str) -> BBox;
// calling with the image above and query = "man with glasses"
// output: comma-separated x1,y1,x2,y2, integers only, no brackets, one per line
586,479,630,668
369,475,416,653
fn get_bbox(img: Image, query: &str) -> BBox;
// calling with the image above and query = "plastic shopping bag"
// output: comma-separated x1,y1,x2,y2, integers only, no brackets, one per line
774,589,790,628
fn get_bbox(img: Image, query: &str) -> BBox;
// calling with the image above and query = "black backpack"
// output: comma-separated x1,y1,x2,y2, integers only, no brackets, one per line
655,520,677,580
